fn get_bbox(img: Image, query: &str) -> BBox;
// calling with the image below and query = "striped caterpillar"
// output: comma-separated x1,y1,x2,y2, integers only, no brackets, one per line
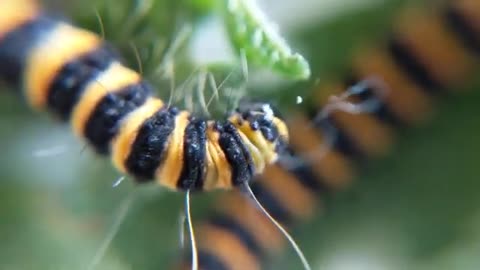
0,0,288,192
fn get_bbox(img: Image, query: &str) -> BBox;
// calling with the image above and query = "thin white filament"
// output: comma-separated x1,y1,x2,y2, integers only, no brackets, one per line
112,176,126,188
240,49,249,81
154,24,192,77
86,191,136,270
129,41,143,75
32,145,68,158
206,70,234,110
167,61,176,108
196,71,210,117
178,211,186,249
93,8,105,40
205,72,220,110
185,190,198,270
243,183,312,270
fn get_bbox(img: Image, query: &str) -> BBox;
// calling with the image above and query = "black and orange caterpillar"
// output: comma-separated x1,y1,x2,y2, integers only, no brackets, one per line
175,0,480,269
0,0,289,192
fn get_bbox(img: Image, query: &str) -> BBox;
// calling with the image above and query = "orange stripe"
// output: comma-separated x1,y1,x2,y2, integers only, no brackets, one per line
395,8,474,88
236,130,265,175
25,23,101,109
206,126,232,190
258,165,318,220
352,48,433,124
273,116,289,141
111,98,164,174
288,113,354,189
0,0,39,40
198,224,260,270
216,191,284,253
71,62,140,137
202,140,219,191
453,0,480,35
156,111,190,190
231,115,278,164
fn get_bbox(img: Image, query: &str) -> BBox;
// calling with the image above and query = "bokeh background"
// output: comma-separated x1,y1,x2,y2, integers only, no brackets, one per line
0,0,479,269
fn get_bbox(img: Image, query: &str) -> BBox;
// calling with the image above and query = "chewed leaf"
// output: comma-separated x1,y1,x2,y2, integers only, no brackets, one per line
222,0,311,80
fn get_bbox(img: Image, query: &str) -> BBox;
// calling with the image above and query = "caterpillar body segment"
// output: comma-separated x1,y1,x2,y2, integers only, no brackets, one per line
0,0,39,41
0,1,288,192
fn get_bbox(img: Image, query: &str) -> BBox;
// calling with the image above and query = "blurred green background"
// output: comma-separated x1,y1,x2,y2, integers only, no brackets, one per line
0,0,479,269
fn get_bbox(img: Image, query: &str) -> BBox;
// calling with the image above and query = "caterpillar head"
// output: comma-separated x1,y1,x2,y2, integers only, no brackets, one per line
230,101,289,165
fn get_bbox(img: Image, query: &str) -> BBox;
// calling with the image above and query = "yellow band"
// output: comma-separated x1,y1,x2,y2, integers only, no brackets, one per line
71,62,140,137
25,23,100,109
111,98,164,174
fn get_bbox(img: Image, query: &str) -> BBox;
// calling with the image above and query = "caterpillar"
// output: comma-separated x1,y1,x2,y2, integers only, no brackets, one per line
175,0,480,269
0,1,309,270
0,0,288,192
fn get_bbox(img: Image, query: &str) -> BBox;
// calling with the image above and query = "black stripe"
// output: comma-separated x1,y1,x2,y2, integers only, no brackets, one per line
0,16,57,85
249,182,292,225
47,46,116,120
177,118,207,191
209,214,263,259
279,147,328,194
196,250,229,270
226,123,255,178
126,106,178,182
289,162,328,194
308,108,363,159
388,38,443,92
216,121,255,186
444,6,480,54
84,81,152,154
